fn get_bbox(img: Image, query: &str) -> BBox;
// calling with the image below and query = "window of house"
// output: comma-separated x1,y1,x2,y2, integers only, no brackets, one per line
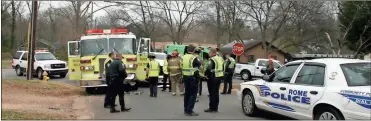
272,55,278,60
247,55,255,63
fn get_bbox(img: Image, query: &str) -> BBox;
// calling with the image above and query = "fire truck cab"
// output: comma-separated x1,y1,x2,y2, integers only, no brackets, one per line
68,29,151,93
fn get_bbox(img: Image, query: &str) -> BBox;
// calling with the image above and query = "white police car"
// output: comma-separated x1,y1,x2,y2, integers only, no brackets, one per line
237,58,371,120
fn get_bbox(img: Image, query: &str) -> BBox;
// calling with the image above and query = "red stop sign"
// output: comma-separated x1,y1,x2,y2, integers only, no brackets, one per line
232,42,244,56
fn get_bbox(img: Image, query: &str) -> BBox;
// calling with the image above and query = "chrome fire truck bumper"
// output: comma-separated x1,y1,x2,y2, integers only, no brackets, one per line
80,73,136,88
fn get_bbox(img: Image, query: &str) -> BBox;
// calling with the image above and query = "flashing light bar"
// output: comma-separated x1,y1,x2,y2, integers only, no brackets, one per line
35,48,49,52
86,29,128,35
293,54,355,59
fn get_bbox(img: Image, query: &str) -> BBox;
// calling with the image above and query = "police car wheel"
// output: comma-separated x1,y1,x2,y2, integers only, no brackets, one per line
242,91,258,116
314,107,344,120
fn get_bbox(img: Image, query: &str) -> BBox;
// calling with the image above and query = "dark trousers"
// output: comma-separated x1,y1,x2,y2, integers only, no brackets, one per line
209,77,222,110
207,78,211,95
222,72,233,94
197,76,202,95
108,85,126,108
183,76,198,113
104,76,112,107
162,74,171,91
149,77,158,97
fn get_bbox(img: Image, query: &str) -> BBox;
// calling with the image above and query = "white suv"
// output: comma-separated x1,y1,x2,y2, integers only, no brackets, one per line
237,58,371,120
12,50,68,80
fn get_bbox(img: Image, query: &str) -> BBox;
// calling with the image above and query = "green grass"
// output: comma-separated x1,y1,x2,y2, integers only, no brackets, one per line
1,110,65,120
1,60,12,69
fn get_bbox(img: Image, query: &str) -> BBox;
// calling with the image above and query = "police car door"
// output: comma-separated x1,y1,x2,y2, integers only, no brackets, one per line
286,62,326,119
260,62,303,114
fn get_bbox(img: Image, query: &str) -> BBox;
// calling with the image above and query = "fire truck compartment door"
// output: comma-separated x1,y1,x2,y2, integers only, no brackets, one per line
68,41,81,81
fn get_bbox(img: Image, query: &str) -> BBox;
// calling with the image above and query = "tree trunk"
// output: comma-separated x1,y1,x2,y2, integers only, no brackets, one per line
10,0,16,51
216,1,221,48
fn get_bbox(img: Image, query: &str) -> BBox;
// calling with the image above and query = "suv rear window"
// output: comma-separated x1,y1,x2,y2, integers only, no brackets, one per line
341,63,371,86
13,52,23,59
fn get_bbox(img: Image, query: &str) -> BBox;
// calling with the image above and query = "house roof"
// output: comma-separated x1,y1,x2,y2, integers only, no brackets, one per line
219,39,290,57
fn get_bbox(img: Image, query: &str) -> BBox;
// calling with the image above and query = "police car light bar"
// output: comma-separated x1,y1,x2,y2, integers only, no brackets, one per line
293,54,355,59
86,29,128,35
35,48,49,52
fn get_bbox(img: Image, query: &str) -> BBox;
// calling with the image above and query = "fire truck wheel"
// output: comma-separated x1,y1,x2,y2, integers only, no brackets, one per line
59,73,66,78
85,87,96,94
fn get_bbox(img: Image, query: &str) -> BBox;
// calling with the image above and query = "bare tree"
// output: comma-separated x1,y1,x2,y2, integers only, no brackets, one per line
239,1,294,57
155,1,203,44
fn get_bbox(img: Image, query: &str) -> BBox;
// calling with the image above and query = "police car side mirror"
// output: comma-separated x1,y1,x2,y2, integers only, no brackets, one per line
262,75,270,81
261,68,267,74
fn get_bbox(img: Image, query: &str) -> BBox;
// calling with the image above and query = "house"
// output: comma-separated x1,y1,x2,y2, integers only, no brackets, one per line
364,53,371,60
219,39,290,64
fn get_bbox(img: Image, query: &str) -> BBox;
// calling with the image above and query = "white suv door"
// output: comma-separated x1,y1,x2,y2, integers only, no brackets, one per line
19,52,28,70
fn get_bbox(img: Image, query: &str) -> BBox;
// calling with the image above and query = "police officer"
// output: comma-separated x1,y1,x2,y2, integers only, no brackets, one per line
266,56,275,75
146,53,160,97
221,54,235,94
104,52,116,108
193,48,204,101
204,48,224,113
182,44,201,116
162,54,171,92
168,50,184,96
108,53,131,113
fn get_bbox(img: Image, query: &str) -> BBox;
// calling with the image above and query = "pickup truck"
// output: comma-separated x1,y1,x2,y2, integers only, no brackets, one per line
234,59,282,81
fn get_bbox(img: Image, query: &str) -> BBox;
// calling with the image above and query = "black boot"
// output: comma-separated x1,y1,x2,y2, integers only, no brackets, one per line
121,107,131,112
185,111,199,116
204,108,218,113
110,108,120,113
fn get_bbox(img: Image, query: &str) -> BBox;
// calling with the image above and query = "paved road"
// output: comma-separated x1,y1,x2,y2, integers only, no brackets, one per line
2,69,292,120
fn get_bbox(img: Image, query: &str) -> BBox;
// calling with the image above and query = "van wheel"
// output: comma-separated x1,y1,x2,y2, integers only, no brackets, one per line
314,107,344,120
15,66,23,76
242,90,259,116
241,70,251,81
37,68,43,80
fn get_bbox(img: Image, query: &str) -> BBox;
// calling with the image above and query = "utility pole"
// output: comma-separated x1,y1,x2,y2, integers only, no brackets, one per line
26,1,38,80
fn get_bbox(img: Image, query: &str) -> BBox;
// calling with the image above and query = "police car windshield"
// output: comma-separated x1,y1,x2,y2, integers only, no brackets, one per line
109,38,134,54
81,38,109,56
341,63,371,86
35,53,57,61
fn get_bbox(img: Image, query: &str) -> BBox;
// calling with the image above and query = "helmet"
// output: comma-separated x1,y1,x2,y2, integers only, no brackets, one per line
195,48,201,54
148,53,156,58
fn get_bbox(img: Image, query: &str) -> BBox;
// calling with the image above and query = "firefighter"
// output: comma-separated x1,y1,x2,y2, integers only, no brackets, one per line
168,50,184,96
162,54,171,92
221,54,235,95
266,56,275,75
182,44,201,116
193,48,204,102
104,52,116,108
204,48,224,113
107,53,131,113
146,53,160,97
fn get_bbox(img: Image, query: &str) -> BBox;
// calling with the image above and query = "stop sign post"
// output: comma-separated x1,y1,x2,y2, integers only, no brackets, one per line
232,42,244,56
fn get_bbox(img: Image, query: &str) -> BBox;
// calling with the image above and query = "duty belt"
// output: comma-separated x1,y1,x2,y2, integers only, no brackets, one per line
182,68,198,72
211,70,223,73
